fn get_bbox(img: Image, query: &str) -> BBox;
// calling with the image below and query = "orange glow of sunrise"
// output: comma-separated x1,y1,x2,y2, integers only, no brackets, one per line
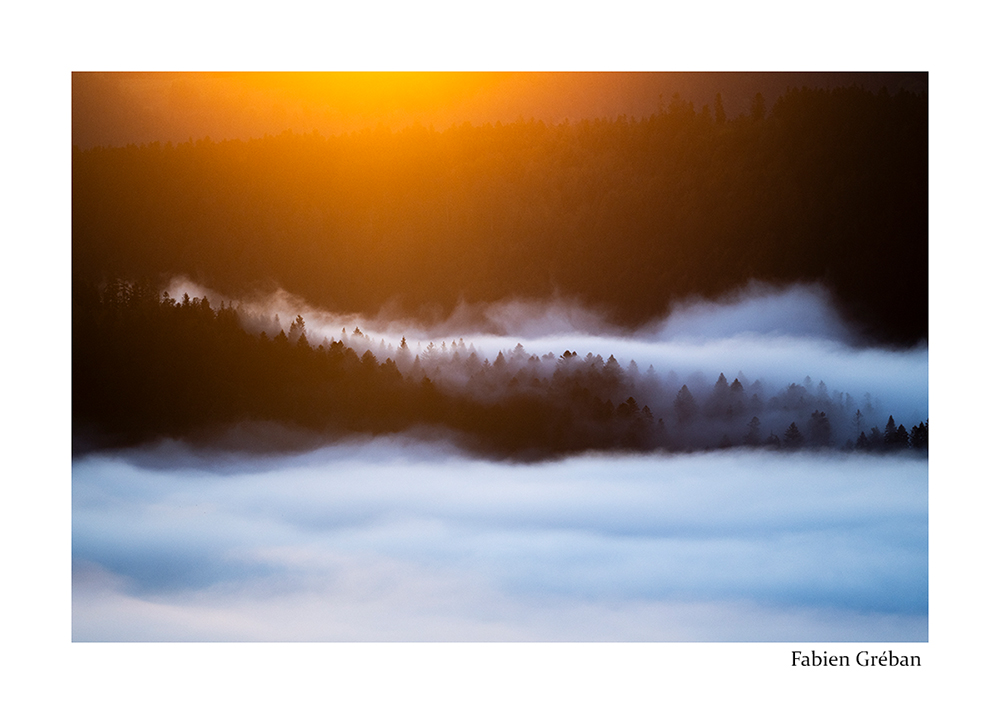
73,72,570,149
73,72,703,150
245,71,511,114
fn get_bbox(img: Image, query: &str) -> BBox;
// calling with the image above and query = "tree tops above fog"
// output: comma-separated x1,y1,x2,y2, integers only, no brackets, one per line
73,279,928,459
73,85,928,346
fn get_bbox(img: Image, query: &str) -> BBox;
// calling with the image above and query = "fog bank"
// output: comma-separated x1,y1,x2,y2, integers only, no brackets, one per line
73,440,927,641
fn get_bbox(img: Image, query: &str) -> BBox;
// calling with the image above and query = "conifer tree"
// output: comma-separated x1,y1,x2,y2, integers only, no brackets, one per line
674,385,697,424
784,422,804,449
808,410,832,447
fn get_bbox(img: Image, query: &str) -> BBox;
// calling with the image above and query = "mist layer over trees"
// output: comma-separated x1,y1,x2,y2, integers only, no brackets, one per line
73,84,927,346
73,278,927,459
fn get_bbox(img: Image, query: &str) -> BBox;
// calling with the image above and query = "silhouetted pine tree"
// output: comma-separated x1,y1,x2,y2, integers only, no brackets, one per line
784,422,804,449
808,410,832,447
674,385,698,424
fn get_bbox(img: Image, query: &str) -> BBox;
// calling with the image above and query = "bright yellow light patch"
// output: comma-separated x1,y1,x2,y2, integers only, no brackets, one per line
214,71,516,124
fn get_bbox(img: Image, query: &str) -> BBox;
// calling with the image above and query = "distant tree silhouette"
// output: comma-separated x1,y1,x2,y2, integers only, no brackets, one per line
894,423,910,449
616,396,639,418
883,415,908,450
808,410,832,447
289,314,306,340
706,373,730,418
784,421,804,449
868,426,884,451
674,385,698,424
883,415,896,440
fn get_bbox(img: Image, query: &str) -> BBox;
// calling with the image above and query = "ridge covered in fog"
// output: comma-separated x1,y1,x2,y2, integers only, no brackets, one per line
72,84,927,345
73,278,927,459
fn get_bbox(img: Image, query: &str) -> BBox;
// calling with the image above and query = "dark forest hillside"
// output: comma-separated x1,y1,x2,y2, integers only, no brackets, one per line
72,85,928,346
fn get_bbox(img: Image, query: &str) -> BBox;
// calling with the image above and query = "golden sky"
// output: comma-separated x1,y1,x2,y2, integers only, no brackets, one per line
72,72,927,149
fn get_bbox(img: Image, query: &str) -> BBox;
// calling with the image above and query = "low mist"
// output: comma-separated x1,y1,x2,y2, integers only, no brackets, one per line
73,439,927,642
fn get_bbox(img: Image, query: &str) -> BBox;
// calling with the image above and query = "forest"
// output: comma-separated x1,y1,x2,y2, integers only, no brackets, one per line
72,85,928,347
72,278,927,459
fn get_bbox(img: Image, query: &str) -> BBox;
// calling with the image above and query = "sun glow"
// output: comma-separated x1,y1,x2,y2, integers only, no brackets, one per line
73,72,560,148
73,71,928,152
232,71,514,120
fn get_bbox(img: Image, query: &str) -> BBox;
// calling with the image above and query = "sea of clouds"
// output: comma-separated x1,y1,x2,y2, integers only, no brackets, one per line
73,440,927,641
